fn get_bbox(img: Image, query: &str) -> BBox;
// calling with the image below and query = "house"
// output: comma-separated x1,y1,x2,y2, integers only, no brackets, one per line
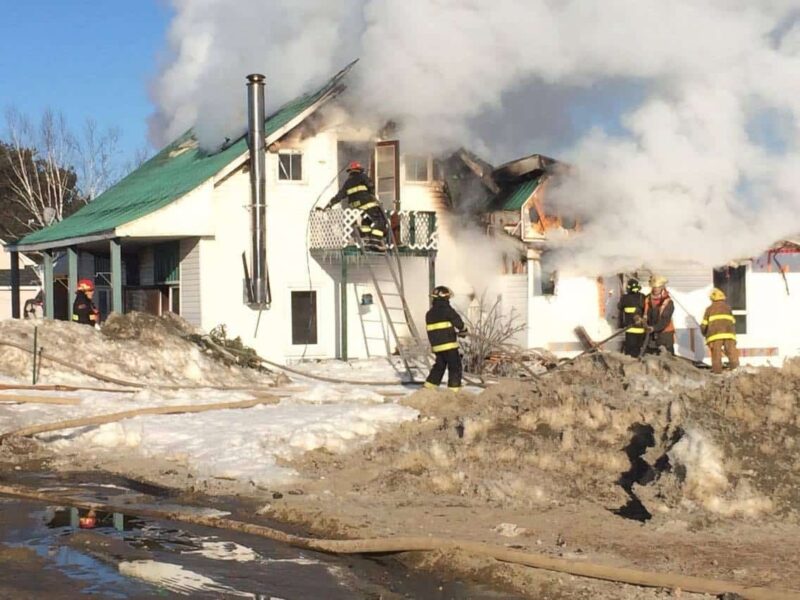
0,238,40,320
473,154,800,366
3,64,443,364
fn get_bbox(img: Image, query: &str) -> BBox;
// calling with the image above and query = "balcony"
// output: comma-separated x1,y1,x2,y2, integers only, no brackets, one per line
309,209,438,257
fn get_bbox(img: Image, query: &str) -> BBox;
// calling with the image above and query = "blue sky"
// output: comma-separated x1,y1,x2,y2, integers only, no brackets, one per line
0,0,171,161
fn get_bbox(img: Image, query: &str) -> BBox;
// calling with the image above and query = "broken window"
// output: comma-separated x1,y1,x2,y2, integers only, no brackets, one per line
532,260,557,296
713,265,747,334
375,141,400,211
278,151,303,181
291,291,317,345
405,155,430,182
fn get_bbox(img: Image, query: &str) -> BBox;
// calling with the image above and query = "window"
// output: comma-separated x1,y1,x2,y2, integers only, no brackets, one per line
533,260,557,296
291,291,317,345
405,155,430,182
170,286,180,315
278,151,303,181
713,266,747,334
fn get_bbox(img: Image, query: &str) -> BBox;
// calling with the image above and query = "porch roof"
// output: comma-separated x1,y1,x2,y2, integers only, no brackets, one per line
13,62,354,251
489,174,544,212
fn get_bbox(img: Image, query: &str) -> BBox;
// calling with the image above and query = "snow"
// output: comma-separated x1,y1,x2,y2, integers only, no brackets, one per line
0,352,419,488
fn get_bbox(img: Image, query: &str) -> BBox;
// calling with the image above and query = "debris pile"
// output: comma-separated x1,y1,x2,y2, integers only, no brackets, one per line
290,352,800,522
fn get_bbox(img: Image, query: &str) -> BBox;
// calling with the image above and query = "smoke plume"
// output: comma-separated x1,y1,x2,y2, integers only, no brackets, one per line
151,1,800,273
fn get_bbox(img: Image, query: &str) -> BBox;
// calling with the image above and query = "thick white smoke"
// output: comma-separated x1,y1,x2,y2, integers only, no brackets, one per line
151,0,800,273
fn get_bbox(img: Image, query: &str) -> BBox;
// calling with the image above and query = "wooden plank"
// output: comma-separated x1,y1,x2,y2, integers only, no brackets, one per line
0,395,81,406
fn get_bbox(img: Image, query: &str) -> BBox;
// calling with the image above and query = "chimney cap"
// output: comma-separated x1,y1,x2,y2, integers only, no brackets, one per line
246,73,266,83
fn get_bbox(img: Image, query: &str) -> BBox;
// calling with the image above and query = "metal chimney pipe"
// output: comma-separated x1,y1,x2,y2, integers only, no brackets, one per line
246,73,268,307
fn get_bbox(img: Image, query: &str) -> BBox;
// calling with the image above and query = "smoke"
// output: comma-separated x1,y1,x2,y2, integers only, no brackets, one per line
151,1,800,273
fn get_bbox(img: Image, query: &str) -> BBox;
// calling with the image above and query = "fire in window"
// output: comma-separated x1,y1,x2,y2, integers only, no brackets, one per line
278,151,303,181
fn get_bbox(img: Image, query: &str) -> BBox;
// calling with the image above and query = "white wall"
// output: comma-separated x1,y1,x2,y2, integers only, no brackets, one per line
0,287,39,320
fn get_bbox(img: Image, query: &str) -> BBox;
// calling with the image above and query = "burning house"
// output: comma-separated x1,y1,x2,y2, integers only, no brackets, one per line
3,64,444,364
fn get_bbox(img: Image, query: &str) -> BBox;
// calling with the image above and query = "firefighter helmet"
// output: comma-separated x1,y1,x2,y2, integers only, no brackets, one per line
431,286,453,299
649,275,668,288
77,278,95,293
626,278,641,293
710,287,726,301
347,160,363,172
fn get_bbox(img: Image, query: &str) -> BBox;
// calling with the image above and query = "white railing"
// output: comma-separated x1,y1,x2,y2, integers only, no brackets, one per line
308,208,438,251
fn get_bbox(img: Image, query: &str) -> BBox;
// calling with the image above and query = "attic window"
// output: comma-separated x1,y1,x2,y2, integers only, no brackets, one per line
405,155,430,182
278,151,303,181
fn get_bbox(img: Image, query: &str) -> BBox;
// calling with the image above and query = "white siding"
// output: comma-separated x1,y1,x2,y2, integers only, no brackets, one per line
499,274,529,347
180,238,202,326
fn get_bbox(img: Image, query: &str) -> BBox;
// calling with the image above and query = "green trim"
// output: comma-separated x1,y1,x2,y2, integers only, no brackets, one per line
110,239,122,314
340,260,348,361
490,175,543,211
67,247,78,302
43,252,54,319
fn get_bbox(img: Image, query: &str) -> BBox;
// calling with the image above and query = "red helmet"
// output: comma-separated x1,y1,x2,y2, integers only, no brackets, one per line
77,278,95,293
347,160,363,172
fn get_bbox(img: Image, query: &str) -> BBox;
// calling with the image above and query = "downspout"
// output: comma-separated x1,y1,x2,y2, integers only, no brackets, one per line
246,73,271,309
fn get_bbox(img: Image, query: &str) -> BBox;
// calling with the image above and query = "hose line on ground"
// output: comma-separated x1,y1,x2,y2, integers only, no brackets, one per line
0,483,795,600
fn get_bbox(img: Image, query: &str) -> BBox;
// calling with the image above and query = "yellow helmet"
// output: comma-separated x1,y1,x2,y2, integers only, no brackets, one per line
710,288,726,301
649,275,668,288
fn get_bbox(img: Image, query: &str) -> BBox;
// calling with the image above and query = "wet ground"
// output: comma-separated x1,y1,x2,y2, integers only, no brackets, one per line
0,471,518,599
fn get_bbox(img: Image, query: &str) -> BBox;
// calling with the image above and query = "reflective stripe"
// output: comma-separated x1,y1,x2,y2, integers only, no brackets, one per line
359,226,372,232
626,327,646,334
424,381,438,390
358,201,379,210
707,332,736,343
427,321,453,331
708,314,735,323
623,307,637,314
448,387,461,393
72,314,79,321
89,314,97,321
347,185,368,195
432,341,459,352
701,319,708,326
371,229,385,237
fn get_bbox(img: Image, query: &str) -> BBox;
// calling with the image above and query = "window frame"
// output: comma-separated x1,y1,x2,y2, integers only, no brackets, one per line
404,154,431,183
277,150,304,183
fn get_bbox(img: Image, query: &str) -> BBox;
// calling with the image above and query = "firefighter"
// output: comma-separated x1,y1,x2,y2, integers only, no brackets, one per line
424,286,467,392
72,278,100,327
644,275,675,355
618,278,646,357
324,161,388,251
700,288,740,374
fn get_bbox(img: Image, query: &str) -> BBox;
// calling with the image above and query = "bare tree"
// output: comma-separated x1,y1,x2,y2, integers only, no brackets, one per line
460,291,527,376
3,107,80,231
76,118,122,201
2,108,129,234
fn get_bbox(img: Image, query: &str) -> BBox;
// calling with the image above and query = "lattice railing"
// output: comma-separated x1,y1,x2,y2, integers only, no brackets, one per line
309,209,438,251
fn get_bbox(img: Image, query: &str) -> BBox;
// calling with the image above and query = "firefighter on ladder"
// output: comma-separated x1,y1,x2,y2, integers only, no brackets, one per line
72,278,101,328
424,286,467,392
644,275,675,355
324,161,388,252
701,288,740,374
618,278,646,357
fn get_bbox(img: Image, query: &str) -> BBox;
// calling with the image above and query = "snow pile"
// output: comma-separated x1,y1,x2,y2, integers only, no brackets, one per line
0,316,265,388
668,429,773,517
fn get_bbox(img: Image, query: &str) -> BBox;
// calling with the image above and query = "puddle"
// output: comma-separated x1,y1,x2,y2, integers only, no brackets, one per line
0,477,520,599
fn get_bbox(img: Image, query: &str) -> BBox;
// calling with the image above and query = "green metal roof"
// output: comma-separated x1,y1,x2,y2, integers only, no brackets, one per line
17,64,352,248
491,174,543,211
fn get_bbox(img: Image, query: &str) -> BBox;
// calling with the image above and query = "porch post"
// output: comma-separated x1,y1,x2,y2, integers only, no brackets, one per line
9,251,20,319
428,253,436,305
43,251,54,319
67,247,78,306
110,239,122,314
340,258,348,361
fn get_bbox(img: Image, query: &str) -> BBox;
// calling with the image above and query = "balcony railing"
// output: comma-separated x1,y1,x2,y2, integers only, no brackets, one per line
309,209,438,252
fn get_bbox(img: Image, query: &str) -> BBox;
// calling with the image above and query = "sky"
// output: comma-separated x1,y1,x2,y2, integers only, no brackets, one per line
0,0,171,162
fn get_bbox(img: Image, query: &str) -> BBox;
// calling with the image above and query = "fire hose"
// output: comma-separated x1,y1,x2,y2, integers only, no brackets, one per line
0,482,796,600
